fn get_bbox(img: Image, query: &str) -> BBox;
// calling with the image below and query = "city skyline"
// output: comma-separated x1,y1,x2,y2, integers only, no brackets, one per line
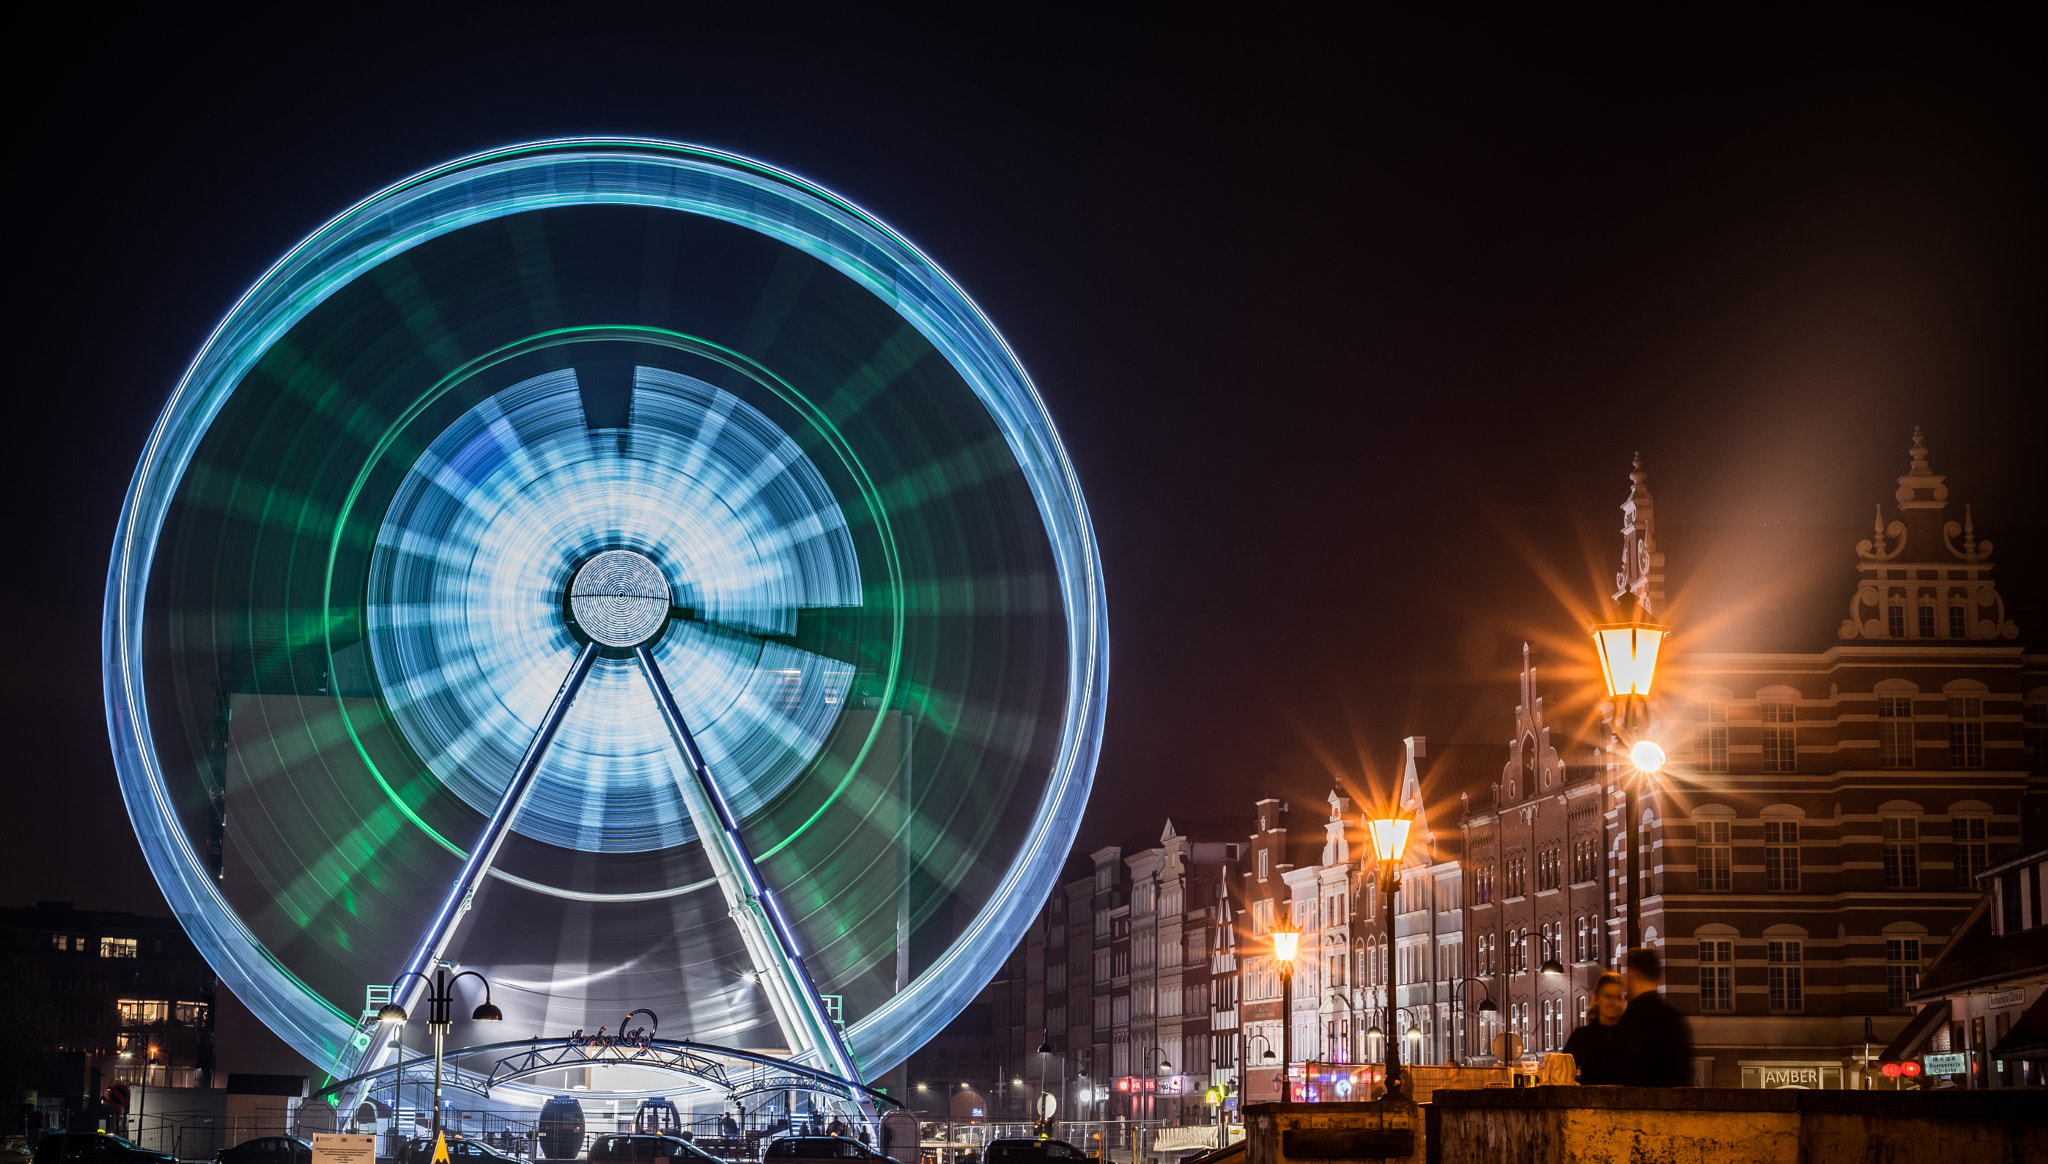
7,8,2046,1093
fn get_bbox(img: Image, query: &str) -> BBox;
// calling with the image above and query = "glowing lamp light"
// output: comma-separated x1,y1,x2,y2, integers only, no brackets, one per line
1902,1061,1922,1077
1629,739,1668,773
1366,1025,1383,1042
1367,815,1413,864
1881,1063,1902,1079
377,1003,408,1024
1477,998,1499,1014
1405,1026,1422,1044
1271,919,1302,966
1592,619,1666,699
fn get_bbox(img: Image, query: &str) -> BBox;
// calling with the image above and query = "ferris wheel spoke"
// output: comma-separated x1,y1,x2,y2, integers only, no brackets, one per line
345,639,600,1091
634,645,867,1098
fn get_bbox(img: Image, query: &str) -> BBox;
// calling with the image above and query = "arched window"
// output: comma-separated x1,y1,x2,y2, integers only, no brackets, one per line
1694,806,1735,892
1693,691,1730,773
1759,686,1798,773
1945,680,1987,769
1764,924,1806,1013
1883,922,1927,1009
1761,806,1803,893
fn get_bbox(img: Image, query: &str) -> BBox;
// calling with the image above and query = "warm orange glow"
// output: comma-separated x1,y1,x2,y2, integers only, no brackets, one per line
1366,815,1412,864
1629,739,1667,773
1270,918,1301,965
1591,620,1665,698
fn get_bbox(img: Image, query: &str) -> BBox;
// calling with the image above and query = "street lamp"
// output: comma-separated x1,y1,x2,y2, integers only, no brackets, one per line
1451,979,1497,1066
378,966,503,1147
1366,801,1413,1100
1270,915,1300,1086
1592,598,1667,955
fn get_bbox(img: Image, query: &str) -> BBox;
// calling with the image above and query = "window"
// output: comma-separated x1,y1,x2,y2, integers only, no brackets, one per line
1698,820,1732,892
1761,700,1797,773
1918,605,1936,639
1882,816,1919,889
1767,941,1803,1012
1695,702,1728,772
1699,940,1734,1011
1094,995,1110,1030
1879,695,1915,769
1258,849,1269,879
1952,817,1988,887
1949,605,1967,639
1764,820,1800,892
99,938,137,959
1886,939,1921,1008
1888,604,1905,638
1575,916,1590,963
1948,695,1984,768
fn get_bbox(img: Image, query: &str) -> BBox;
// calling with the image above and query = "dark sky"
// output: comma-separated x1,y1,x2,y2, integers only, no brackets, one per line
6,7,2045,1074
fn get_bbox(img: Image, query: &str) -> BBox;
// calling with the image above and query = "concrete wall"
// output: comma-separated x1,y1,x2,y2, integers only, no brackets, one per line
1424,1087,2046,1164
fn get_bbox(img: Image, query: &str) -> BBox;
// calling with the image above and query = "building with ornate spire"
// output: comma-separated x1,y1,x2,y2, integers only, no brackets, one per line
1593,430,2043,1087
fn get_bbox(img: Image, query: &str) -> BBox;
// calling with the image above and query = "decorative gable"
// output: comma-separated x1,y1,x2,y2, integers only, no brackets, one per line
1840,427,2018,642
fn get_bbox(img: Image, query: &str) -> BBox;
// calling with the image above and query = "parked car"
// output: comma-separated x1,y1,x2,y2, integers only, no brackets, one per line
586,1135,723,1164
217,1138,313,1164
762,1137,894,1163
397,1138,525,1164
983,1139,1093,1164
32,1134,177,1164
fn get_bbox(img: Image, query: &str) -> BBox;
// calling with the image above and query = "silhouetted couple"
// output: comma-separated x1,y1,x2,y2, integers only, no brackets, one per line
1561,947,1694,1085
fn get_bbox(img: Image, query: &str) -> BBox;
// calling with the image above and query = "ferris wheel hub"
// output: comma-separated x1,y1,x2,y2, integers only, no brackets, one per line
568,549,672,647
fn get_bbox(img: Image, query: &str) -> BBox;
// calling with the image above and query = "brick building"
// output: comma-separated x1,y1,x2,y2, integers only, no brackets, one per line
965,429,2045,1113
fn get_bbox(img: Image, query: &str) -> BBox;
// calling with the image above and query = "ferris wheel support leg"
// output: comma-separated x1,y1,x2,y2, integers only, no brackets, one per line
634,647,876,1127
339,641,601,1117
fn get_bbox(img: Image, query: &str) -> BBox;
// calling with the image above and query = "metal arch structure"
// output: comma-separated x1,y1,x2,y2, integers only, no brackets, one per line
104,137,1108,1109
311,1037,902,1109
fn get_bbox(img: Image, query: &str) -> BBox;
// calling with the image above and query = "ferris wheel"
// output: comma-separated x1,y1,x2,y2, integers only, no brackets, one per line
103,139,1107,1098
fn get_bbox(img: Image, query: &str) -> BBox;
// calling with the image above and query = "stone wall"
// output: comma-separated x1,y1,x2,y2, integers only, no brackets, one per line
1424,1087,2046,1164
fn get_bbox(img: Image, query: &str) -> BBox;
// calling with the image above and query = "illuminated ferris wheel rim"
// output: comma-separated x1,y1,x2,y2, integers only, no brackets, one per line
103,137,1109,1076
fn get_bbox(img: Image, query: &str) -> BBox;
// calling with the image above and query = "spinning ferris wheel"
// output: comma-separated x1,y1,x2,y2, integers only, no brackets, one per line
103,139,1106,1101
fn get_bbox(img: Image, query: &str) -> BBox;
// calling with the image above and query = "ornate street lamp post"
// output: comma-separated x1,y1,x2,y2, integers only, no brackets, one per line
1365,804,1413,1100
1269,917,1300,1097
378,966,503,1147
1591,602,1668,955
1451,979,1498,1066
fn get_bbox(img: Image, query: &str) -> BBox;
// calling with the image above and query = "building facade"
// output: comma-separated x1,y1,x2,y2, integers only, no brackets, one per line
0,901,219,1126
955,430,2044,1118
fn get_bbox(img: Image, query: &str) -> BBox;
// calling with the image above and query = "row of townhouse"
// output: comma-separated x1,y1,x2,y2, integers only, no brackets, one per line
962,431,2045,1119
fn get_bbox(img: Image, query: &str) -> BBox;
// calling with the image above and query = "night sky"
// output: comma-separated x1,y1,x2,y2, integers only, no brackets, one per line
7,8,2045,1073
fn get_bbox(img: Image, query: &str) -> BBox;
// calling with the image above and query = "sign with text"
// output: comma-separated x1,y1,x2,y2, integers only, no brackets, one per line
1922,1053,1968,1076
1987,990,2025,1010
312,1135,376,1164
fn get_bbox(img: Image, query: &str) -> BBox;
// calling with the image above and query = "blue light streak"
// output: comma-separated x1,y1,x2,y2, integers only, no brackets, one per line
103,138,1109,1077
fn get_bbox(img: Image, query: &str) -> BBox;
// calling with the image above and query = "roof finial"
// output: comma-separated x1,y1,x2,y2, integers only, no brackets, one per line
1871,504,1887,556
1964,504,1976,556
1895,425,1949,509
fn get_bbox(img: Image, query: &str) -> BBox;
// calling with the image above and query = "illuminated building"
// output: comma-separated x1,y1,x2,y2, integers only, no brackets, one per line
1,902,217,1124
1464,434,2046,1087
